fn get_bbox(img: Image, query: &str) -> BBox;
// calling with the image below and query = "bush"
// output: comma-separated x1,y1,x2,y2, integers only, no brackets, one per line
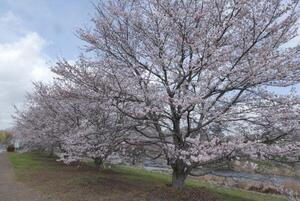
7,145,15,152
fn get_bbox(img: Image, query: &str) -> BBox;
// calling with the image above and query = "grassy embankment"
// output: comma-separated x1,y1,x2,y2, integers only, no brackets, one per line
8,153,287,201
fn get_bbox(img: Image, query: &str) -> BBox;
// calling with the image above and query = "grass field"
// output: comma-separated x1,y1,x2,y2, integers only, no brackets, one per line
8,153,287,201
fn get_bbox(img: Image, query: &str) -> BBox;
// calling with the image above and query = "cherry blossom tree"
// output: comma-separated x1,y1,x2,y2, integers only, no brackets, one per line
71,0,300,188
13,83,66,154
14,80,129,169
50,59,133,168
14,0,300,189
56,101,129,170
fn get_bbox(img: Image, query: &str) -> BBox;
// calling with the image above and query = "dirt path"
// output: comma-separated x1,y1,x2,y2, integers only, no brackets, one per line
0,153,57,201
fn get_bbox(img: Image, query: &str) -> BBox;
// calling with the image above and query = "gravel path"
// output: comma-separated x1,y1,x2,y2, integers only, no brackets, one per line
0,153,57,201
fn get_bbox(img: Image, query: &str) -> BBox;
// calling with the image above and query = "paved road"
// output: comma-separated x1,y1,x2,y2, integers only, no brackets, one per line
0,153,57,201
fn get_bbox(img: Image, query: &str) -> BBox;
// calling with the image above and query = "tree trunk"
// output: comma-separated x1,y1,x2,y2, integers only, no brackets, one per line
94,157,103,171
171,159,188,189
295,162,300,178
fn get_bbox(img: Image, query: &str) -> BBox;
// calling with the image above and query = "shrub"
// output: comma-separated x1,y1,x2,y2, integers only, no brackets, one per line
7,145,15,152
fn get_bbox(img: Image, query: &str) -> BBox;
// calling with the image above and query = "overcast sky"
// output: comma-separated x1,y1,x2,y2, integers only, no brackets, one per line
0,1,299,130
0,0,94,129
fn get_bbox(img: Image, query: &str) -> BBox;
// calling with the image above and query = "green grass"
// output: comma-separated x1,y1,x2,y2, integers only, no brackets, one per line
8,152,57,179
188,179,285,201
8,153,287,201
112,165,287,201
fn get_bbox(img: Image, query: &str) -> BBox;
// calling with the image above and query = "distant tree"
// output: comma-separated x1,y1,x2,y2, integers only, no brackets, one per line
0,131,13,145
13,84,67,154
14,80,129,169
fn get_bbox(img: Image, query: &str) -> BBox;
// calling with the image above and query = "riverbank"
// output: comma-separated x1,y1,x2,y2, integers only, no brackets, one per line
198,171,300,196
7,152,287,201
230,160,298,178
